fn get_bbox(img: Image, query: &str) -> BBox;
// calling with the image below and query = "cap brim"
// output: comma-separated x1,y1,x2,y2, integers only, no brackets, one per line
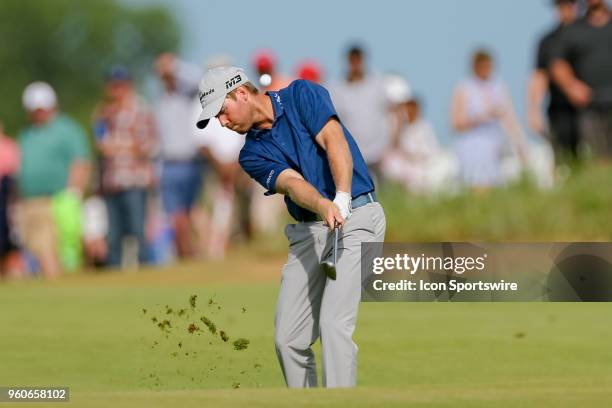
196,116,210,129
196,96,225,129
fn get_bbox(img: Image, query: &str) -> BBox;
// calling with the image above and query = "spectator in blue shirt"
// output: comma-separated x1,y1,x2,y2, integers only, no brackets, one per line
195,67,386,388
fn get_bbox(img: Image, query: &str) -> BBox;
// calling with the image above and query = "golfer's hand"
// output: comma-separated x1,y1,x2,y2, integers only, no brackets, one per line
317,198,344,229
333,191,352,221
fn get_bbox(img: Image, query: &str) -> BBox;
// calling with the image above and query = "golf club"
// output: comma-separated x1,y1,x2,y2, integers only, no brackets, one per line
322,224,339,280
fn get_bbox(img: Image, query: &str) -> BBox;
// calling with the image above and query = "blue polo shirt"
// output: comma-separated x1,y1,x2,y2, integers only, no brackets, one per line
239,79,374,221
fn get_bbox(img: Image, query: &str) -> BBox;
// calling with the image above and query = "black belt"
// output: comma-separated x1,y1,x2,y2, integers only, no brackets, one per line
297,192,377,222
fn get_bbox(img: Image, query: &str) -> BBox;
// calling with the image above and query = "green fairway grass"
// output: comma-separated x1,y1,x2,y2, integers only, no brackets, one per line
1,257,611,407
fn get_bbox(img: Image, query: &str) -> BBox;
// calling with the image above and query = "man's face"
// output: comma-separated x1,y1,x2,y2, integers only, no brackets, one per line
348,53,364,76
587,0,604,11
161,74,176,92
216,88,252,133
105,80,131,101
29,108,54,125
404,101,419,123
474,59,493,80
557,1,577,21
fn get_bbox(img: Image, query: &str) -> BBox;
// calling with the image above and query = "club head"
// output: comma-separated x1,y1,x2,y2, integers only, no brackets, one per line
322,225,339,280
322,260,337,280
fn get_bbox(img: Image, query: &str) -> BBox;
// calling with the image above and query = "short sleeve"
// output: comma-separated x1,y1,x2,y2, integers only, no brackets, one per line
535,36,547,70
65,118,91,161
239,148,289,195
293,80,339,137
548,25,575,68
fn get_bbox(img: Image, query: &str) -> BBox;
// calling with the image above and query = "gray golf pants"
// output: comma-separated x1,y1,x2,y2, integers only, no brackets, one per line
274,202,386,388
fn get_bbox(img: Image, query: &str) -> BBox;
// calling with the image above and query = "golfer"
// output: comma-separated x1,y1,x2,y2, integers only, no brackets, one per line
196,67,386,388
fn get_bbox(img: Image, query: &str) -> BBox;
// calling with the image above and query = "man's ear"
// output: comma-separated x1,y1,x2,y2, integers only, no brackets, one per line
237,86,248,101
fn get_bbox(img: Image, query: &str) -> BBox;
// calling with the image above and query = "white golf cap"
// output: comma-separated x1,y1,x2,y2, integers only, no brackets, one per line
383,74,412,105
196,66,249,129
22,81,57,112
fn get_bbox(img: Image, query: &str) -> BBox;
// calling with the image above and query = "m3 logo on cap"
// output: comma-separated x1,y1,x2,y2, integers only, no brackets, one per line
225,74,242,89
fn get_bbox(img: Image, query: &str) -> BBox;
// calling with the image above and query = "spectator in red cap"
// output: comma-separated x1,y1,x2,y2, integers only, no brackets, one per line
252,49,292,92
296,60,323,84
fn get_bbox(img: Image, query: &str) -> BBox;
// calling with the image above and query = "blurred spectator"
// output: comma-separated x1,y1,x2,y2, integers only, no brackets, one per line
195,117,249,259
252,49,292,91
450,50,528,189
330,44,391,184
0,124,21,278
528,0,579,162
551,0,612,159
17,82,91,277
384,97,445,192
93,66,156,267
295,60,324,84
381,77,458,194
153,53,203,259
384,73,414,149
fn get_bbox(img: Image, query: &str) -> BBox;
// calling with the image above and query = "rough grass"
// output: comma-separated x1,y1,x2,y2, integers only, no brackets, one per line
381,164,612,241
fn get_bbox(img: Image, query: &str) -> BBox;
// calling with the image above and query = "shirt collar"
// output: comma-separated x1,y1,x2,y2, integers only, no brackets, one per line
247,91,285,140
267,91,285,122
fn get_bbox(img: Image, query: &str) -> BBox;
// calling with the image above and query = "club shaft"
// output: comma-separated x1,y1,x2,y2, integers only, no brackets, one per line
333,226,339,265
